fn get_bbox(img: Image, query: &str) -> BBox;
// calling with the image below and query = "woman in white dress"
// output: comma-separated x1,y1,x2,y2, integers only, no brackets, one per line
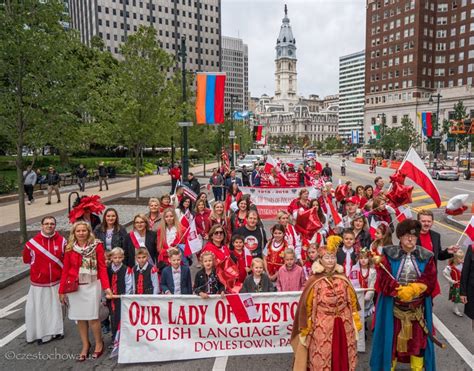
59,221,112,361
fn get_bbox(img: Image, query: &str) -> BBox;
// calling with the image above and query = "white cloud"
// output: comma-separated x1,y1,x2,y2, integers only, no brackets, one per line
222,0,366,98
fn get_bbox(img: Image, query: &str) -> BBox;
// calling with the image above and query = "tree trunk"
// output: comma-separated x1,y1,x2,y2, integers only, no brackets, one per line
135,145,140,200
16,142,27,244
59,148,69,167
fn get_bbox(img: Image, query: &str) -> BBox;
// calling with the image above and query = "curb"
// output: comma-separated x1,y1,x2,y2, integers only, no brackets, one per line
0,267,30,290
443,215,468,230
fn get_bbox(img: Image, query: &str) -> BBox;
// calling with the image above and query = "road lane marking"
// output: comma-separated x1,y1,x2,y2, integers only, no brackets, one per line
454,187,474,193
433,314,474,369
0,295,27,319
412,189,425,194
212,356,228,371
0,324,26,347
411,195,431,202
411,201,448,212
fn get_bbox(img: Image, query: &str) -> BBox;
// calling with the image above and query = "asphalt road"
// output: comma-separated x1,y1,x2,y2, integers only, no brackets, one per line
0,155,473,370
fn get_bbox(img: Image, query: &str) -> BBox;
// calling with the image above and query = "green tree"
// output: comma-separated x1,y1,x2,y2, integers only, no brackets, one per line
441,101,471,162
97,26,181,198
0,0,83,242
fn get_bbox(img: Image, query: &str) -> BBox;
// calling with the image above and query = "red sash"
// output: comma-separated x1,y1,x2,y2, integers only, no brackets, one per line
129,231,142,249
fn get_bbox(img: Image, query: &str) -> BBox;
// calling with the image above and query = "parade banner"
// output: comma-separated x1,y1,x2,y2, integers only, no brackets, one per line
118,292,366,364
240,186,308,219
259,172,300,188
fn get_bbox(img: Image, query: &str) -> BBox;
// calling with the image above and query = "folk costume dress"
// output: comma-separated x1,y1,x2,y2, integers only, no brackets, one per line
157,226,183,266
291,261,361,371
370,245,438,371
23,231,66,343
264,239,287,277
443,262,463,303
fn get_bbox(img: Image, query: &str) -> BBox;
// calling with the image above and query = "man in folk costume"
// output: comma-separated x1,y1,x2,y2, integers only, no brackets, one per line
22,216,66,344
292,236,362,371
370,219,439,371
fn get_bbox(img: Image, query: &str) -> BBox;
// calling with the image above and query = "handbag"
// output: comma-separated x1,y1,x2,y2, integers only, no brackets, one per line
63,277,79,294
99,302,110,322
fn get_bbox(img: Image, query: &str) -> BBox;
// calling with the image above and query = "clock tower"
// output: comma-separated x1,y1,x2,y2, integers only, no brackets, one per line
275,4,298,111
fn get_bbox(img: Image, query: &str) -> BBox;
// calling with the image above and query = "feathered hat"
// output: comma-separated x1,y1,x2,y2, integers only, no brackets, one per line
68,195,105,224
317,235,342,257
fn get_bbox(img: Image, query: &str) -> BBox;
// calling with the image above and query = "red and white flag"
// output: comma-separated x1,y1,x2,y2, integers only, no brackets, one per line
226,293,260,323
174,180,198,202
459,216,474,247
369,218,380,239
395,205,413,222
181,217,203,256
264,155,288,182
325,196,342,227
398,148,442,207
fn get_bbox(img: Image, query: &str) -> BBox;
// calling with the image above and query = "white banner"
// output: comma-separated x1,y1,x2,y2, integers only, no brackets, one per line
240,187,310,219
118,291,365,364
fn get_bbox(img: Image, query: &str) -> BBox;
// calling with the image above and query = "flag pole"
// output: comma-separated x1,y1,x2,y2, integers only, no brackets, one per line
387,146,413,192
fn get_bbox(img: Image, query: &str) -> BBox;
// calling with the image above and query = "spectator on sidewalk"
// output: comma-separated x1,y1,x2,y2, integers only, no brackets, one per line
98,162,109,191
45,166,61,205
241,165,251,186
169,163,181,194
186,172,201,195
224,169,242,188
209,168,224,201
23,165,37,205
76,164,88,192
23,216,66,344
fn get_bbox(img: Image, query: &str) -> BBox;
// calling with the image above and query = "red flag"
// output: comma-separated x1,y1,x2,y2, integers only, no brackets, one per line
326,196,342,226
295,207,322,240
395,205,413,222
181,217,202,257
226,294,260,323
460,216,474,247
398,148,441,207
385,181,413,207
216,257,241,293
369,218,380,239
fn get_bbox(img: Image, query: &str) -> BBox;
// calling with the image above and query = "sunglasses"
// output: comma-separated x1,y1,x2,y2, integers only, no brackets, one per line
214,231,224,235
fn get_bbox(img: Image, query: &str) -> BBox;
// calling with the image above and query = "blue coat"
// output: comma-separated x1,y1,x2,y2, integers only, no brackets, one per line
160,265,193,295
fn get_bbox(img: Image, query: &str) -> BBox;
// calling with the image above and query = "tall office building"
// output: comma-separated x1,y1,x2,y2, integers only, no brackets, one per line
364,0,474,141
339,50,365,143
68,0,222,72
222,36,248,113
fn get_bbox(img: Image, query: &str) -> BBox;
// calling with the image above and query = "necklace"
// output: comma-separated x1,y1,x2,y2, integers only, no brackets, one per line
273,240,284,251
360,267,369,280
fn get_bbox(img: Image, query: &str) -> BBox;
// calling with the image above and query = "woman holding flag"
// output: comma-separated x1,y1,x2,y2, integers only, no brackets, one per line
277,211,303,262
288,189,311,220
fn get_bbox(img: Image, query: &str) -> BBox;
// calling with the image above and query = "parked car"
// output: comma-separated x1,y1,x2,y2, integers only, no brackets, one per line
236,159,256,171
428,165,459,181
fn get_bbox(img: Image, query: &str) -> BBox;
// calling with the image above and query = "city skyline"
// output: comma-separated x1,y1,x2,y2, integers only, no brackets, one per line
222,0,366,98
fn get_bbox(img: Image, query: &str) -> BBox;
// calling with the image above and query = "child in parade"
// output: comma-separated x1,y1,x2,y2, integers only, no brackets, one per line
132,248,159,295
161,248,193,295
230,234,251,284
291,235,362,371
264,224,288,281
157,208,183,268
107,247,133,339
443,249,465,317
369,222,393,256
277,210,303,263
303,243,318,280
351,213,371,253
336,230,357,278
240,258,274,293
276,249,305,292
356,248,377,318
193,251,225,298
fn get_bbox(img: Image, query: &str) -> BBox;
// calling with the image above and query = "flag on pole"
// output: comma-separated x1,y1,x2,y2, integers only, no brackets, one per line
263,155,288,182
195,72,226,124
326,196,342,227
459,216,474,247
398,147,442,207
394,205,413,222
180,217,203,257
226,293,260,323
369,218,380,239
175,180,198,202
110,325,121,358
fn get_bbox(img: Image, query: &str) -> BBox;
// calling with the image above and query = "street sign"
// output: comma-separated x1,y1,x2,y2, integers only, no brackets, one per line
229,130,236,139
178,122,193,127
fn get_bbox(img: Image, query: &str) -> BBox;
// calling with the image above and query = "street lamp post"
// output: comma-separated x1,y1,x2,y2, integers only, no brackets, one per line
230,94,238,168
377,113,386,158
179,36,189,179
429,93,442,162
171,135,175,166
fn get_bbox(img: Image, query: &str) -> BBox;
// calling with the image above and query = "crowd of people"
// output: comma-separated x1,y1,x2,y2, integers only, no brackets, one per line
21,159,474,370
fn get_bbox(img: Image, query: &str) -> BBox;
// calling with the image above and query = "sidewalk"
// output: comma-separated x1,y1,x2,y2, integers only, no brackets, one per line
0,162,216,232
444,213,472,230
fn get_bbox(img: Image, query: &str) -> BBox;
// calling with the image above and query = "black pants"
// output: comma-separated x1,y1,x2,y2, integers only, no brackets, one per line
171,178,178,194
108,299,121,339
24,184,34,202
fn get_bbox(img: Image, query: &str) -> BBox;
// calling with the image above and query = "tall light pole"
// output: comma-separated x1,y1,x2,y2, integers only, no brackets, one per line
429,93,442,162
230,94,238,168
179,36,189,179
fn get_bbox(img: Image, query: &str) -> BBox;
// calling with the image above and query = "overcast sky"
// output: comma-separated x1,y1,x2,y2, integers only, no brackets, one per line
221,0,366,99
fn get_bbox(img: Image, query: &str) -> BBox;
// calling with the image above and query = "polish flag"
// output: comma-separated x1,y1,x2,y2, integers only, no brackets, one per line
181,217,202,256
398,147,442,207
244,247,253,267
263,155,288,180
395,205,413,222
460,216,474,247
226,293,260,323
325,196,342,226
369,218,380,239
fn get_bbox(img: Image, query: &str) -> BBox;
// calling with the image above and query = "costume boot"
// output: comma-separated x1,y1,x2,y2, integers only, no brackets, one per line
410,355,423,371
391,359,397,371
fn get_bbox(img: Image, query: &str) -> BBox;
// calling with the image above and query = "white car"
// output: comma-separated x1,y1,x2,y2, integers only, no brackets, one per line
429,166,459,181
